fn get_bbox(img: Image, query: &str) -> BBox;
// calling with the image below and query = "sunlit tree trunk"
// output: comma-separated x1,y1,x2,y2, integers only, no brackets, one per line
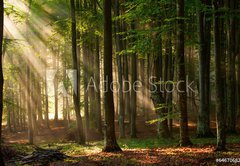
31,74,38,135
11,88,16,132
102,0,121,152
63,62,67,124
114,0,125,138
70,0,85,144
0,1,4,165
145,54,150,121
36,81,43,126
44,71,50,129
83,43,89,140
53,53,59,123
95,33,102,135
82,0,90,141
176,0,192,146
26,0,33,145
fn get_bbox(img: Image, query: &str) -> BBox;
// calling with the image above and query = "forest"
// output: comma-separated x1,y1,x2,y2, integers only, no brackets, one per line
0,0,240,165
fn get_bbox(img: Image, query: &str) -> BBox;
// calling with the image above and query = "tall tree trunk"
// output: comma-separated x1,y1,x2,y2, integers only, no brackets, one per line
94,0,102,135
95,36,102,134
45,71,50,129
130,23,137,138
54,53,59,123
102,0,121,152
226,0,237,133
197,0,213,137
71,0,85,144
0,1,4,165
83,43,89,140
114,0,125,138
26,0,33,145
165,32,173,135
12,88,16,132
37,81,43,126
213,0,226,151
27,66,33,144
176,0,192,146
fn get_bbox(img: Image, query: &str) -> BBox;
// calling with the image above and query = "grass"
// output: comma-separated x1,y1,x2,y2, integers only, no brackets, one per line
4,135,240,166
7,135,240,157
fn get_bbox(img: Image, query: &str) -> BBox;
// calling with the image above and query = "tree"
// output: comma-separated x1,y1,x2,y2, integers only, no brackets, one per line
130,24,137,138
213,0,226,151
102,0,121,152
44,74,50,129
176,0,192,146
226,0,237,133
197,0,213,137
114,0,125,138
26,0,33,145
93,0,102,135
0,0,4,165
70,0,85,145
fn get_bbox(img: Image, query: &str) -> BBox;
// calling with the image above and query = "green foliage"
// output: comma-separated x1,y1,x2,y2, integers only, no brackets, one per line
4,1,25,23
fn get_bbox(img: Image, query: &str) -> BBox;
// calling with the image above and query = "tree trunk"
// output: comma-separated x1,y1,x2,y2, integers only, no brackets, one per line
45,71,50,129
114,0,125,139
102,0,121,152
197,0,213,137
95,36,102,135
0,1,4,164
53,53,59,123
71,0,85,144
130,23,137,138
226,0,237,133
176,0,192,146
165,32,173,135
213,0,226,151
26,0,33,145
36,81,43,126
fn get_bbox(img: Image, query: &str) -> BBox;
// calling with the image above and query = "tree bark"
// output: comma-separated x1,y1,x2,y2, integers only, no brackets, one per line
102,0,121,152
71,0,85,144
130,23,137,138
0,0,4,164
197,0,213,137
114,0,125,139
45,71,50,129
26,0,33,145
213,0,226,151
226,0,237,133
176,0,192,146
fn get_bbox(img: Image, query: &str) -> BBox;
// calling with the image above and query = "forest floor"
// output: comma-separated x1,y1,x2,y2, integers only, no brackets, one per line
2,117,240,165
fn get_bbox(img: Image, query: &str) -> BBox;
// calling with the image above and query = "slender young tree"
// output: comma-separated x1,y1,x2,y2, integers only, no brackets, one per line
44,71,50,129
26,0,33,145
102,0,121,152
70,0,85,144
176,0,192,146
114,0,125,139
94,0,102,135
82,0,90,140
0,0,5,165
53,53,59,123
